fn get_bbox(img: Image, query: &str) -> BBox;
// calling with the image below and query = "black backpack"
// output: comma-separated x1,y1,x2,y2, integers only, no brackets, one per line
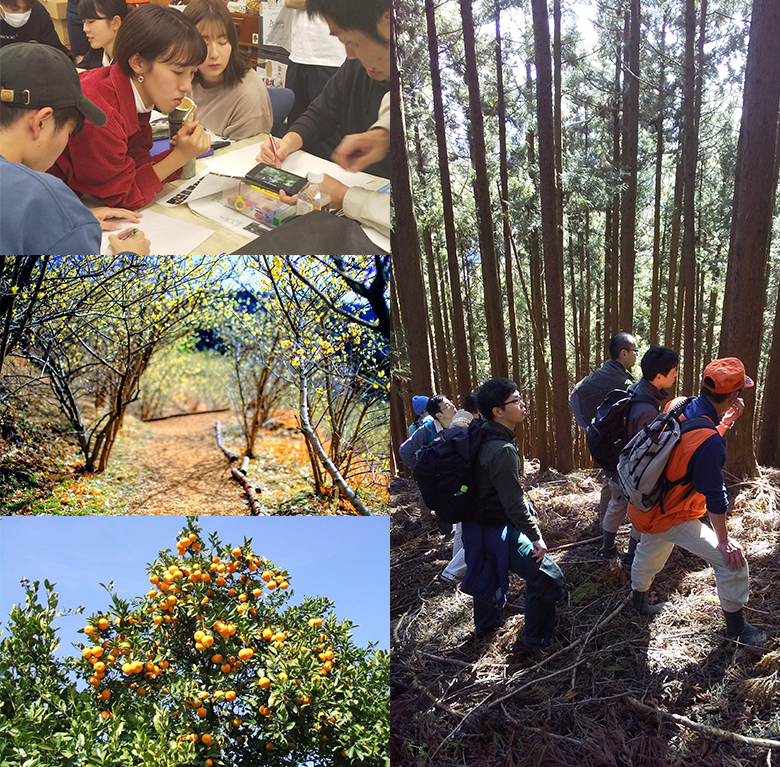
586,388,657,472
413,419,511,525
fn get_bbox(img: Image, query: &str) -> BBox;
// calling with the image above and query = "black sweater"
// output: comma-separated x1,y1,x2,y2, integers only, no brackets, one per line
0,1,68,54
287,57,390,179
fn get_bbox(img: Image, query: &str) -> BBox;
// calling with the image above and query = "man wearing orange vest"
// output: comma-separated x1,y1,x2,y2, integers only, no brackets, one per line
627,357,767,645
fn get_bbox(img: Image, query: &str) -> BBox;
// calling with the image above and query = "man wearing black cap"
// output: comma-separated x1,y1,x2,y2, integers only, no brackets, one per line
0,42,148,254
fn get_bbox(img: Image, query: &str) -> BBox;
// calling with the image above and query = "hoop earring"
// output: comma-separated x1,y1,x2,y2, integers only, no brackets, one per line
138,74,144,83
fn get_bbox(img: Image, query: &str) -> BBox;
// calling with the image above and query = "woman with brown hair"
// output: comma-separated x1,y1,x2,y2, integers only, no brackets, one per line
50,3,211,210
184,0,272,140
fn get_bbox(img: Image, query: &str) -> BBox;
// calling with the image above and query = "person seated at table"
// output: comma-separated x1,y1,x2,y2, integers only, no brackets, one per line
78,0,129,69
49,3,211,210
182,0,271,141
256,0,390,179
0,0,68,53
0,43,149,255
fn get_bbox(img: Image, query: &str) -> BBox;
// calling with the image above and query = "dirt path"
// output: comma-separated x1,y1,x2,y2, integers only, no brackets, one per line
121,411,248,515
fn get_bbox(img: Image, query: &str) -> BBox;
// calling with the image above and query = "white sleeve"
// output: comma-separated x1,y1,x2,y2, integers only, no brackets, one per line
342,186,390,238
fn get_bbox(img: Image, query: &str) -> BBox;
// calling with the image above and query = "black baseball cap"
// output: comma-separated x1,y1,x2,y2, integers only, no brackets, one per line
0,42,106,127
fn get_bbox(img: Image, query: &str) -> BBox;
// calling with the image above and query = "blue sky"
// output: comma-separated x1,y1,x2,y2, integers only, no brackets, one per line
0,517,389,659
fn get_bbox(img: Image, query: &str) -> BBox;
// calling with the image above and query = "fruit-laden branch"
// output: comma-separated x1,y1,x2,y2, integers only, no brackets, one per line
297,361,372,516
215,421,261,515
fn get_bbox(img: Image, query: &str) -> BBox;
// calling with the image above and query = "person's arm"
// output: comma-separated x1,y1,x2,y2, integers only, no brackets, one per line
286,61,348,150
398,427,428,472
342,186,390,238
485,445,541,542
708,508,745,571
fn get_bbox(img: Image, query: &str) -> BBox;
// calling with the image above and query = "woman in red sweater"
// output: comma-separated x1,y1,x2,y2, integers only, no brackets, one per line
51,4,210,210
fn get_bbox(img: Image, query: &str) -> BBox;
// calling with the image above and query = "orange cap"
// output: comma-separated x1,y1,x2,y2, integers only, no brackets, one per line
702,358,754,394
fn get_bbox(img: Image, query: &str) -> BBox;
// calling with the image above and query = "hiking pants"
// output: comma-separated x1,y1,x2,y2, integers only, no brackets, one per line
631,518,750,613
473,529,565,648
442,523,467,580
602,477,639,540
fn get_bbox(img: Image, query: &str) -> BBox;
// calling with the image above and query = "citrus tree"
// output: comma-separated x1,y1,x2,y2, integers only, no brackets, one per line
71,519,389,767
0,579,195,766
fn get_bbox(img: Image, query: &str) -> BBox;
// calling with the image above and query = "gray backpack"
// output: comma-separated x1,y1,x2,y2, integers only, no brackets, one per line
616,398,717,511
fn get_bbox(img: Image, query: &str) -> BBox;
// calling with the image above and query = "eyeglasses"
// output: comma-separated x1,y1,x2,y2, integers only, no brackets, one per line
625,348,639,353
500,395,523,408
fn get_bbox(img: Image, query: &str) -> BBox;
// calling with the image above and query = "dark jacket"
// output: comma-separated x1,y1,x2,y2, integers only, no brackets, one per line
287,58,390,179
574,358,634,424
79,46,106,69
0,1,68,54
626,377,668,436
474,420,540,540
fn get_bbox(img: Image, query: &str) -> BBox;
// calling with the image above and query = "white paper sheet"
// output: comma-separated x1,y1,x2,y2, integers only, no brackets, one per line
201,145,389,191
100,209,214,256
187,195,271,239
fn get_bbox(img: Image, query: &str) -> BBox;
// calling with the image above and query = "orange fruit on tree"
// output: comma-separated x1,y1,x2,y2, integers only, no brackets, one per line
258,677,271,689
221,663,231,674
261,571,273,582
201,733,213,746
232,548,242,558
211,654,223,664
262,628,273,640
206,761,213,767
98,618,109,631
224,690,236,701
238,648,254,661
196,707,207,718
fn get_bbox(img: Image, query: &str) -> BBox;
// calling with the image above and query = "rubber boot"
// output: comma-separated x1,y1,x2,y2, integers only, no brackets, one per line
631,590,668,615
598,530,618,560
723,608,767,645
621,537,639,571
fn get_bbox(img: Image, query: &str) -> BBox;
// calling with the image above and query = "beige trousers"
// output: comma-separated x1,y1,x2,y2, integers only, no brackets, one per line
631,517,749,613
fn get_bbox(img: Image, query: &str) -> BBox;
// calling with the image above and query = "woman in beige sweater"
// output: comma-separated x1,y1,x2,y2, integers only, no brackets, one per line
184,0,272,140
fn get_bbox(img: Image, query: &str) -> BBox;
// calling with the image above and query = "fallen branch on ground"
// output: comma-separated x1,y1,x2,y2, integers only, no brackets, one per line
143,408,230,422
625,695,780,749
215,421,260,515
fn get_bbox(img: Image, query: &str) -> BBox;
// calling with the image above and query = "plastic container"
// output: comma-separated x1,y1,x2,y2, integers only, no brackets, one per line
296,171,331,215
223,181,296,228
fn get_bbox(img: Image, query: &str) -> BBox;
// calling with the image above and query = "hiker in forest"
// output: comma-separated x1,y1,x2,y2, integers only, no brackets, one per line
571,331,638,520
598,345,679,566
627,358,767,645
461,378,565,654
450,391,480,428
407,394,433,437
399,394,466,582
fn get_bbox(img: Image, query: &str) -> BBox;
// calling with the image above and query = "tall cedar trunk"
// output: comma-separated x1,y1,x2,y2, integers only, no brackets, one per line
649,15,666,345
718,0,780,478
460,0,508,379
464,262,478,385
665,152,684,347
389,271,409,477
757,119,780,467
605,39,621,343
553,0,563,259
531,0,573,472
618,0,640,332
680,0,699,393
416,124,451,396
584,211,592,368
390,26,434,398
496,6,521,389
527,129,549,471
424,0,471,399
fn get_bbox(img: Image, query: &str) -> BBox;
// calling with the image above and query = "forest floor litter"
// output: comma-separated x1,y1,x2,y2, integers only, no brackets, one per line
390,465,780,767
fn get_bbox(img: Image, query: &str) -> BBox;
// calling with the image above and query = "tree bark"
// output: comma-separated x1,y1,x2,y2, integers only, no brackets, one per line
531,0,573,472
618,0,640,332
459,0,508,379
390,22,434,398
718,0,780,478
424,0,471,399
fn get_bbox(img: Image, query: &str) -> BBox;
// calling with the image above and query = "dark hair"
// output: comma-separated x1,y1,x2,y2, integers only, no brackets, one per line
78,0,129,22
183,0,251,89
306,0,390,45
641,346,679,381
476,379,517,422
700,385,740,405
609,332,636,360
113,4,207,78
463,392,479,415
425,394,447,418
0,104,85,135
